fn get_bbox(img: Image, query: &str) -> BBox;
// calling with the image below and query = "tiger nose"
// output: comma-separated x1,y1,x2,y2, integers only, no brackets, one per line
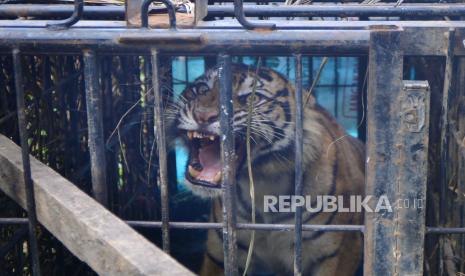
195,110,218,124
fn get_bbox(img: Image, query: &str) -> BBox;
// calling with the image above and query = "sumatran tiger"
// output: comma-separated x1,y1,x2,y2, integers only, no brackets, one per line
167,63,365,275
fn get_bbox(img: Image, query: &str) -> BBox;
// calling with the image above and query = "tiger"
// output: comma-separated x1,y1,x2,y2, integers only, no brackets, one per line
168,63,365,275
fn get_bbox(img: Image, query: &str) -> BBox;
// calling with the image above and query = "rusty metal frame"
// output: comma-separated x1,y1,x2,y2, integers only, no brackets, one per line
1,1,465,275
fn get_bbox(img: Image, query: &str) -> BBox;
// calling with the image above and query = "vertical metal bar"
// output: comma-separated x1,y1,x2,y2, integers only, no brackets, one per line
364,26,403,276
12,48,41,276
438,29,455,276
456,57,465,273
151,49,170,253
365,28,430,276
83,49,108,207
334,58,339,118
293,53,303,276
217,53,238,276
396,80,430,275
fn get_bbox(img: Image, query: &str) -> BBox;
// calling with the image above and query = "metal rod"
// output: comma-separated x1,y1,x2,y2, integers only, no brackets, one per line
5,218,465,234
0,218,29,225
0,218,365,232
209,4,465,18
233,0,275,30
151,48,170,253
218,53,238,276
83,49,108,206
46,0,83,30
293,54,303,276
211,0,453,2
141,0,176,29
0,28,370,55
427,227,465,234
12,48,41,276
438,28,455,276
0,4,124,20
6,217,465,235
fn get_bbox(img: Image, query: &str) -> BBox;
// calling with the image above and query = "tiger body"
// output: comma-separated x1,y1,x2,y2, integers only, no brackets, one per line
171,64,364,275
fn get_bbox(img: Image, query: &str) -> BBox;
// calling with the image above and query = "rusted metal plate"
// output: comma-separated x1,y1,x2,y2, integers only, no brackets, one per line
402,27,450,56
364,26,404,276
396,80,430,275
365,27,431,276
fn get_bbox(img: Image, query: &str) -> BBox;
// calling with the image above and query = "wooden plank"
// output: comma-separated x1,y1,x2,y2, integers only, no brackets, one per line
0,134,194,276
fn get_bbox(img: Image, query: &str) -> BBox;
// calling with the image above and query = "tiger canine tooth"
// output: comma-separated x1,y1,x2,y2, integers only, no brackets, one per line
188,165,200,178
209,136,215,141
213,171,222,184
187,131,194,140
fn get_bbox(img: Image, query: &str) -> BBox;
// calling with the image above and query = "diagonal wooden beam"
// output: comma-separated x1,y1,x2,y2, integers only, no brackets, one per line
0,134,193,276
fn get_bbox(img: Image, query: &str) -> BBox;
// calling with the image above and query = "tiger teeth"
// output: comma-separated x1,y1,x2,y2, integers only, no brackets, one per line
188,165,200,178
189,131,216,140
213,171,222,184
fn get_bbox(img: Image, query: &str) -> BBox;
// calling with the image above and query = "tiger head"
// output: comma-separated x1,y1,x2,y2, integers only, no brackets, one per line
171,64,297,197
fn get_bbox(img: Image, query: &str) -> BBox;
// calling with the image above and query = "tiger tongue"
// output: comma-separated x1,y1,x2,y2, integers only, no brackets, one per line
198,142,222,184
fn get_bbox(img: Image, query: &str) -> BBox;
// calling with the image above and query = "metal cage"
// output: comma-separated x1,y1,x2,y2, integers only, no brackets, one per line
0,0,465,275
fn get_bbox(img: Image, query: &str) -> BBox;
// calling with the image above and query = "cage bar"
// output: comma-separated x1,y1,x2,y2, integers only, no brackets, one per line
364,26,403,276
151,49,171,253
12,48,41,276
208,4,465,18
218,53,238,276
1,2,465,274
83,49,108,206
438,29,455,276
293,54,303,276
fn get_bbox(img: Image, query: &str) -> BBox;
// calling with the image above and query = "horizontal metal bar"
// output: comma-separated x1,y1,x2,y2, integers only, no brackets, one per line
426,227,465,234
211,0,459,2
208,4,465,18
3,218,465,234
239,223,364,232
2,2,457,20
125,221,366,232
0,28,369,55
0,218,28,225
0,22,461,55
0,4,125,20
4,218,465,234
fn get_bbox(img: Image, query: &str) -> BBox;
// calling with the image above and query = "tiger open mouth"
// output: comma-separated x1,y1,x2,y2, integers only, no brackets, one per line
185,130,244,188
